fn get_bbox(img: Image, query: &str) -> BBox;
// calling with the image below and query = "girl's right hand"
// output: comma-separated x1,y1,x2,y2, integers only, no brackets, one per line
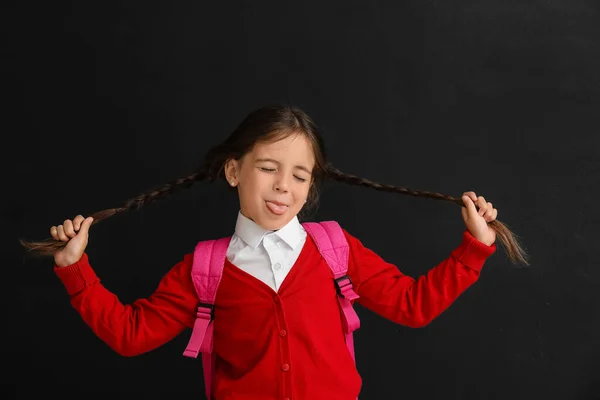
50,215,94,267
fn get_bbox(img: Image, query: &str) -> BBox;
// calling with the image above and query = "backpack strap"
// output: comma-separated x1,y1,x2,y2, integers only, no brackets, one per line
183,237,231,400
302,221,361,363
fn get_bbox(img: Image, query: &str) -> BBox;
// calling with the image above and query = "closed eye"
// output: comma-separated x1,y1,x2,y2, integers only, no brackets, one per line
259,167,308,182
259,167,276,173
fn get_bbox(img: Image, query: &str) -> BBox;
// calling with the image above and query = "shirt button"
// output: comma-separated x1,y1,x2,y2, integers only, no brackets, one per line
281,363,290,372
279,329,287,337
273,262,281,271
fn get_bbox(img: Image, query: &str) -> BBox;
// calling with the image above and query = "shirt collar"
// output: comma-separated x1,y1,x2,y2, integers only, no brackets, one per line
234,211,304,250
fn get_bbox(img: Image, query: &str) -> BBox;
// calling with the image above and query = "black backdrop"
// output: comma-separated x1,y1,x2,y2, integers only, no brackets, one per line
5,1,600,399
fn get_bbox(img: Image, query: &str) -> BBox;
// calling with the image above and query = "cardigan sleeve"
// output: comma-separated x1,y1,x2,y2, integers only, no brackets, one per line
54,252,198,356
344,229,496,327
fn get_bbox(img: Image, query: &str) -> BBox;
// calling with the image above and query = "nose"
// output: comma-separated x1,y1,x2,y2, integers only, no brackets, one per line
273,173,290,192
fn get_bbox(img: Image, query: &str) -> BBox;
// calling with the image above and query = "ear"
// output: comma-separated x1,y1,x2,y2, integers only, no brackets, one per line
224,159,240,187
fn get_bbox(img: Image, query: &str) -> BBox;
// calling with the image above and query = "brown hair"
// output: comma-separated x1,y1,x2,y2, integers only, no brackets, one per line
20,104,528,265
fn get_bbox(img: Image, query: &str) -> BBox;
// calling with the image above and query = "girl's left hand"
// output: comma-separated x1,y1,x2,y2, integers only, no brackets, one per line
461,191,497,246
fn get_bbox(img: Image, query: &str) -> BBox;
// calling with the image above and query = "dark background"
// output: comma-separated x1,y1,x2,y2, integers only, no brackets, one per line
5,0,600,399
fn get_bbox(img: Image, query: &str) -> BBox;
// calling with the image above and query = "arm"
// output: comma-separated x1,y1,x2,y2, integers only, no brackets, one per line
345,230,495,328
54,252,198,356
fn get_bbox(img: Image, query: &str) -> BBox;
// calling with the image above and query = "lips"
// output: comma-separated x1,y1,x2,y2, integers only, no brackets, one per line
268,200,287,207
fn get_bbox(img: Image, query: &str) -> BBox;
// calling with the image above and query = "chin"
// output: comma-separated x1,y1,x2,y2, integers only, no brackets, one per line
261,217,289,230
243,203,297,230
261,212,295,230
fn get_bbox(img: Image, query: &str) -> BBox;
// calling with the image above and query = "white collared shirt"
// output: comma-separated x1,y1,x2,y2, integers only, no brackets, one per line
226,212,307,291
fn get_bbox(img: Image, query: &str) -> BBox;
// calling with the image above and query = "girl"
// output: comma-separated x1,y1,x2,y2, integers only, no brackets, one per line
21,105,526,400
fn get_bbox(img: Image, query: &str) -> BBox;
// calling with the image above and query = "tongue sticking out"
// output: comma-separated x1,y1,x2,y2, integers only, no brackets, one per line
266,201,287,215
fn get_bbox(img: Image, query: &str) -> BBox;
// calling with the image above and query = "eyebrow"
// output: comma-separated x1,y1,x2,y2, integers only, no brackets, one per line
254,158,313,174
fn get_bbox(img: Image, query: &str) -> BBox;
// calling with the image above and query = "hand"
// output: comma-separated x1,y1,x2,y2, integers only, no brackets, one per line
50,215,94,267
461,191,497,246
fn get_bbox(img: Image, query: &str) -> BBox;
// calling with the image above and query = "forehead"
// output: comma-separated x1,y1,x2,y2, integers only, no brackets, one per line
251,134,315,165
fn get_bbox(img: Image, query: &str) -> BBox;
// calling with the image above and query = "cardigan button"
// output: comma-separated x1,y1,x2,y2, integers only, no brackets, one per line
273,296,280,304
279,329,287,337
281,363,290,372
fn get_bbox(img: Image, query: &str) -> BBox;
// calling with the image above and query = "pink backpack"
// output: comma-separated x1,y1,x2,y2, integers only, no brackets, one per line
182,221,361,399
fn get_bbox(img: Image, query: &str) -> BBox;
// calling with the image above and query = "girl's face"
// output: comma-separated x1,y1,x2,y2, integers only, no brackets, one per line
225,133,315,231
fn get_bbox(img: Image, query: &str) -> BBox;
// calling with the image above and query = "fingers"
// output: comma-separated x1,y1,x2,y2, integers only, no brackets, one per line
50,215,91,242
63,219,76,238
478,198,497,222
50,226,58,240
73,215,85,231
462,192,498,222
482,203,493,220
463,191,478,203
78,216,94,235
56,225,69,241
491,208,498,221
461,194,478,215
477,196,487,216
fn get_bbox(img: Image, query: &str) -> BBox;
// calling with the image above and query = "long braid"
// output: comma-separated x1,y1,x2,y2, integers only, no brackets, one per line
326,165,529,266
19,168,211,256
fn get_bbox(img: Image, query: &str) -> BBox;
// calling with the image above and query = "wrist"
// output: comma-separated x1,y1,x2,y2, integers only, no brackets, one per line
476,235,495,246
55,255,83,268
466,230,495,247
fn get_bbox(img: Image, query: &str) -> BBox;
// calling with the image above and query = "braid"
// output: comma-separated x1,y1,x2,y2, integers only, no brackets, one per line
19,168,211,257
326,165,464,205
326,165,529,266
119,170,208,213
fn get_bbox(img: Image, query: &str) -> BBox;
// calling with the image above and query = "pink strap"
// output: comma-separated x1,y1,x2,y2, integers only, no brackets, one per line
183,237,230,400
303,222,361,362
182,306,213,358
304,221,348,276
336,277,360,361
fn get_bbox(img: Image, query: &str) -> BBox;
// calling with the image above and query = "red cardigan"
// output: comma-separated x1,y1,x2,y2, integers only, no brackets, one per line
55,228,495,400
